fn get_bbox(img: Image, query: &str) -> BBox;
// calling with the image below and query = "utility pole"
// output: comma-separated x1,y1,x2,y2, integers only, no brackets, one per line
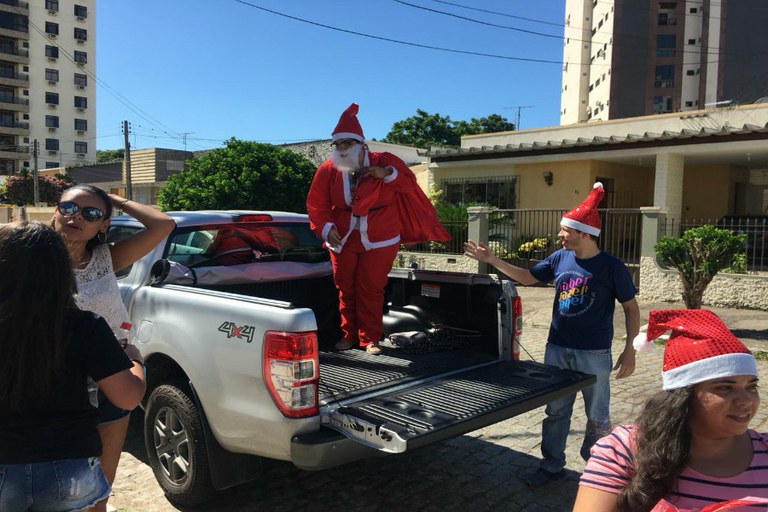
32,139,39,205
122,120,132,200
181,132,195,151
504,105,535,130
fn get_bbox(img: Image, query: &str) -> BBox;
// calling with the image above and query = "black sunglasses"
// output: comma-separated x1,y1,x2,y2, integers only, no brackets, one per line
57,201,104,222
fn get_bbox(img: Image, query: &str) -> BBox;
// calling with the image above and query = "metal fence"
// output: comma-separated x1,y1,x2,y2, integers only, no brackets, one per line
405,208,644,286
662,216,767,273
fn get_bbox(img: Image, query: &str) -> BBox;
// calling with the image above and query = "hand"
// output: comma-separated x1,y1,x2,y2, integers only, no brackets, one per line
107,193,128,208
464,240,494,264
327,226,341,246
361,166,391,179
613,348,635,379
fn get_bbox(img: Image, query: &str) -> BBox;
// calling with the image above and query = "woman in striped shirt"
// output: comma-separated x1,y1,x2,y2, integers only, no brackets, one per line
573,309,767,512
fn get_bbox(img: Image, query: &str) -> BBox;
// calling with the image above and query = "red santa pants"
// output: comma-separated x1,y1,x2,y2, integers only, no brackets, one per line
329,231,399,346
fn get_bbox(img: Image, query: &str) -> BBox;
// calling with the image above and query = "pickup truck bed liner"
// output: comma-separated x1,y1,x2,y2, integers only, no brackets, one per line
318,348,496,401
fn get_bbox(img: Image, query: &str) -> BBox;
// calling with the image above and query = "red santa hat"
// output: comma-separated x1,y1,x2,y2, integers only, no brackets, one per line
332,103,365,143
560,182,604,236
633,309,757,391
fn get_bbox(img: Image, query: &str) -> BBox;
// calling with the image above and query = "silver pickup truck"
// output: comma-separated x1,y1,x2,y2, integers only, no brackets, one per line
110,210,594,507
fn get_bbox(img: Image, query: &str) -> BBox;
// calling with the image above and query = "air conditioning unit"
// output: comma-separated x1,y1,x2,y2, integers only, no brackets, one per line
48,80,57,85
77,85,85,89
76,39,85,44
77,16,85,21
77,153,85,157
76,107,84,112
47,57,57,62
77,130,84,135
48,34,57,39
48,127,56,132
48,9,57,14
48,150,57,155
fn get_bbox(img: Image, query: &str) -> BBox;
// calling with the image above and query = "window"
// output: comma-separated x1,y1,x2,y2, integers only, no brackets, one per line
74,118,87,131
74,51,87,64
45,92,59,105
74,96,87,109
685,101,693,107
45,45,58,59
74,141,87,154
688,38,696,45
45,138,59,151
45,161,59,169
45,0,59,12
686,69,695,76
45,22,59,36
45,115,59,128
654,65,674,88
74,73,87,87
45,68,59,82
690,7,697,13
653,95,673,113
74,28,87,41
442,177,517,209
656,34,676,57
74,4,88,18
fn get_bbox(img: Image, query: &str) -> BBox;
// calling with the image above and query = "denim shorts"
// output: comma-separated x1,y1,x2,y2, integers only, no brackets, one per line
0,457,111,512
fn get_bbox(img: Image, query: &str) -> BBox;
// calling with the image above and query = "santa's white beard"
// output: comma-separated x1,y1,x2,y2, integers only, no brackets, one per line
331,143,363,172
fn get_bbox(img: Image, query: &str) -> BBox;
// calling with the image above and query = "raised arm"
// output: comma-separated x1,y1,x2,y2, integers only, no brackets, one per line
464,240,540,285
107,194,176,272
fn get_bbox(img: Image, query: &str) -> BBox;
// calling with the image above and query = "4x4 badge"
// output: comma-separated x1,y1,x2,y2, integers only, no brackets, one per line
218,322,255,343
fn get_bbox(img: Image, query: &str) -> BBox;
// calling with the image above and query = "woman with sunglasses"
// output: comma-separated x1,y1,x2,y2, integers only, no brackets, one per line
0,221,146,512
53,184,175,512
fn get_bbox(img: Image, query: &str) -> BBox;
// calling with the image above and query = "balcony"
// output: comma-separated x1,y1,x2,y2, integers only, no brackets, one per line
0,71,28,87
0,96,29,112
0,120,29,136
0,143,28,159
0,0,29,16
0,45,28,65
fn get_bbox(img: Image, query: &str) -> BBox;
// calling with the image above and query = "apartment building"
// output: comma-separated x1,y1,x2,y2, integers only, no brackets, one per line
560,0,768,124
0,0,95,174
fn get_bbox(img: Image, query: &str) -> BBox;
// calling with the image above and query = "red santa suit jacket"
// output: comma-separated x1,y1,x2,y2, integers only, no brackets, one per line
306,151,449,252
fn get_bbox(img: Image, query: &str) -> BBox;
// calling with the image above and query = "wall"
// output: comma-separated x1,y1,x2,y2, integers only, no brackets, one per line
640,256,768,310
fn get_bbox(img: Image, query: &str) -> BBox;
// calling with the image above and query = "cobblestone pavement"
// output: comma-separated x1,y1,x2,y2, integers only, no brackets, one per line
110,287,768,512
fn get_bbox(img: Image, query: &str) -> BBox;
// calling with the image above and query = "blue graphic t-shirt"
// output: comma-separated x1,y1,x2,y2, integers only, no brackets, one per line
529,249,636,350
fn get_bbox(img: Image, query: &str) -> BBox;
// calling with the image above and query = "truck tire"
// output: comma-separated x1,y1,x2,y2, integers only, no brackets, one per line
144,382,216,507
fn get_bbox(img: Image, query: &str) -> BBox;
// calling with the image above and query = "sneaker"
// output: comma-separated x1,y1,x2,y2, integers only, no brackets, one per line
365,344,382,355
520,468,566,487
335,339,356,350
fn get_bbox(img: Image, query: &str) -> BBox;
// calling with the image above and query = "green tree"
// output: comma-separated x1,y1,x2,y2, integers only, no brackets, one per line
455,114,515,137
96,149,125,163
654,225,746,308
157,139,316,212
5,171,74,205
382,110,515,149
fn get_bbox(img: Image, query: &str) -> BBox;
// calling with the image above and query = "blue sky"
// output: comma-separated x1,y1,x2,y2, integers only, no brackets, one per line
95,1,566,152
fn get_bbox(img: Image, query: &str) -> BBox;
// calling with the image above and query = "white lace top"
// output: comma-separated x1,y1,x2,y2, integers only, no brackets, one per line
74,244,130,335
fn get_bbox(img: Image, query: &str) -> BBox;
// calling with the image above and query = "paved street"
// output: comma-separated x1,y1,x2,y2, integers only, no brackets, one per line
110,287,768,511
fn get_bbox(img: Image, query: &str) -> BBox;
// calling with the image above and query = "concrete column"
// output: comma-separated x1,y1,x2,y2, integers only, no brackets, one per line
467,206,494,274
653,153,685,222
640,207,667,258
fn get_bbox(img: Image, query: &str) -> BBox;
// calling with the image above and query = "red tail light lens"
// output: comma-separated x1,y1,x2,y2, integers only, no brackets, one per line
511,295,523,361
263,331,318,418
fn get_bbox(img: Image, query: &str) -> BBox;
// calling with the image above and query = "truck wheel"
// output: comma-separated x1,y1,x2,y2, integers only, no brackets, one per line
144,382,216,507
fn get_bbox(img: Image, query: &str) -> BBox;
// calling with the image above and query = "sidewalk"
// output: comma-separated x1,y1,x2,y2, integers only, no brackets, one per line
516,284,768,352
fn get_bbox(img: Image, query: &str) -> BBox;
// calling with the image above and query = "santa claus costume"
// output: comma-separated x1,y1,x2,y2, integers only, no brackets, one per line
306,103,449,352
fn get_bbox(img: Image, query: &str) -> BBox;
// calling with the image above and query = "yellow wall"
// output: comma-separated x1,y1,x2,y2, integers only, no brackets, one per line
431,158,655,210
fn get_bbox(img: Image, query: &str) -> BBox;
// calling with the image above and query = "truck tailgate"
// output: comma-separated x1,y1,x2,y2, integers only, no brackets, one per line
322,360,595,453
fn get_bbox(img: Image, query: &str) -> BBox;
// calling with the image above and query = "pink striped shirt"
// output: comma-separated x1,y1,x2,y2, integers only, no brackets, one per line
580,425,768,511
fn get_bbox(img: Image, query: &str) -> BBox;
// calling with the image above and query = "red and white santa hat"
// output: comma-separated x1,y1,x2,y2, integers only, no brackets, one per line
560,182,605,236
633,309,757,391
332,103,365,143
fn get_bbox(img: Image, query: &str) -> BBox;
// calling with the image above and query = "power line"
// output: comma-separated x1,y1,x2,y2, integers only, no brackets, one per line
232,0,562,64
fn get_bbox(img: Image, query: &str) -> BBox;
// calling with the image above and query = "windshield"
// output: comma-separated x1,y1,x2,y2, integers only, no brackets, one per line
165,222,328,267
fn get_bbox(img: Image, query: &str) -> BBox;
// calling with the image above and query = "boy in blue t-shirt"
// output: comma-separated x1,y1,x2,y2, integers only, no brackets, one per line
463,183,640,487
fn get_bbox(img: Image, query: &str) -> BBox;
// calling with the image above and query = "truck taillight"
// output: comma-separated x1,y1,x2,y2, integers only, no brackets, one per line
263,331,318,418
511,295,523,361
